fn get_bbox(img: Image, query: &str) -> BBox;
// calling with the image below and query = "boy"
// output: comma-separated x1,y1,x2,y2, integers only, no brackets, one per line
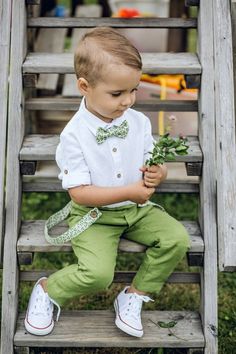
25,27,190,338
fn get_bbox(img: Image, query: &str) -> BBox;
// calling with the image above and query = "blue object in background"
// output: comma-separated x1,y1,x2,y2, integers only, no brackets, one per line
55,5,65,17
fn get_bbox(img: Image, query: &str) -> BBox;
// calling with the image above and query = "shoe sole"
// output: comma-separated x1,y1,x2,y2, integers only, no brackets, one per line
114,300,143,338
24,317,54,336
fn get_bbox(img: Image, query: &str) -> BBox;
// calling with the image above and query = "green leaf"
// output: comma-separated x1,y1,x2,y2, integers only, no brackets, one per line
158,321,177,328
176,145,188,152
166,153,176,161
176,150,188,156
145,135,189,166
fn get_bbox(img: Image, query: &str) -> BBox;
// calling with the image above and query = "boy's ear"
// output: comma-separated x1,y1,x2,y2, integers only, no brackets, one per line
77,78,90,95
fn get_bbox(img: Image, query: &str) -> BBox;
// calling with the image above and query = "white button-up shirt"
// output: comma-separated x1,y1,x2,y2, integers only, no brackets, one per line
56,98,154,207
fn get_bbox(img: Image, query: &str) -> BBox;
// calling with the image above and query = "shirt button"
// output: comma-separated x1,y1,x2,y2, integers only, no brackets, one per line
117,173,121,178
112,147,117,152
64,169,68,174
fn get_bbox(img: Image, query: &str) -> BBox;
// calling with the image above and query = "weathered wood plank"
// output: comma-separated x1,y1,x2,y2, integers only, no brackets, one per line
197,1,218,353
22,180,199,193
26,97,198,112
22,52,202,75
215,0,236,271
1,1,26,353
22,160,199,193
28,17,198,28
15,310,204,348
0,0,12,264
20,270,201,283
17,220,203,253
23,73,37,87
34,27,67,92
19,135,202,162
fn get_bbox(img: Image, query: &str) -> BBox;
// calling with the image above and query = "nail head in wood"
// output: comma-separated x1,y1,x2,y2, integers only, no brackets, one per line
20,161,37,175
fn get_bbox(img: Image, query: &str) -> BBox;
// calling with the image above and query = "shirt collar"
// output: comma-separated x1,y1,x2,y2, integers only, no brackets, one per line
79,96,128,136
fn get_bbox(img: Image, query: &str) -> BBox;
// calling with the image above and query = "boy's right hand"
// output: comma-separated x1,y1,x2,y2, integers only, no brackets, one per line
128,180,155,204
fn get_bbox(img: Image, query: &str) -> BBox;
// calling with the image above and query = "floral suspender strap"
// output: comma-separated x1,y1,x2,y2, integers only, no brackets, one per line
44,200,164,245
44,201,102,245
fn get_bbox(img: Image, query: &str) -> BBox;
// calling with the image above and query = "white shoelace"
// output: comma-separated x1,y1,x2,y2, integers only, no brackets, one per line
32,287,61,322
124,293,154,320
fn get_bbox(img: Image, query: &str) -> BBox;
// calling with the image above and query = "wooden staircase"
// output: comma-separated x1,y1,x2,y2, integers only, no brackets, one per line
1,0,220,353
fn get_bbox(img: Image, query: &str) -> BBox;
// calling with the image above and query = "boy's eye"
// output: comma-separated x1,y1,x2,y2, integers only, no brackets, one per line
110,88,138,97
111,92,121,97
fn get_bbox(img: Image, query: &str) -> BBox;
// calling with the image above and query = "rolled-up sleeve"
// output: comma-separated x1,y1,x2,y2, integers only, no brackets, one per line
144,117,155,164
56,132,91,190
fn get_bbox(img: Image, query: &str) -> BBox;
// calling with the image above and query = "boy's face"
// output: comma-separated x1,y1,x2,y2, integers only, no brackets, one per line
78,64,142,123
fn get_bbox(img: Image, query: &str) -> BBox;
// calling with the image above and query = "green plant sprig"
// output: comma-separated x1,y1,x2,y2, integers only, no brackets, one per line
145,133,189,166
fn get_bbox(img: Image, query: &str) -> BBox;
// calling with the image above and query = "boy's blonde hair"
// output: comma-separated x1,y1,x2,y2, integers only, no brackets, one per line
74,27,142,86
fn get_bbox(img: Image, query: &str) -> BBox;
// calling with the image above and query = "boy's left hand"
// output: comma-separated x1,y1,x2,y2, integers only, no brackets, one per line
139,164,168,188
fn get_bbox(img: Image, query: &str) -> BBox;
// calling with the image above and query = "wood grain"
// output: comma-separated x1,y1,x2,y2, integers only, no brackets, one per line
18,220,203,253
22,52,202,75
15,310,204,348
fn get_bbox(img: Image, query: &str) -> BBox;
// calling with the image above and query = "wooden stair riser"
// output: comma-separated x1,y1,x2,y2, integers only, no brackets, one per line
19,270,201,284
28,17,198,29
25,97,199,112
20,161,202,177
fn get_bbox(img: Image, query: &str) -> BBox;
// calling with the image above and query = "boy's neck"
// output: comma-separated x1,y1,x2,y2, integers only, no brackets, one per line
84,98,113,124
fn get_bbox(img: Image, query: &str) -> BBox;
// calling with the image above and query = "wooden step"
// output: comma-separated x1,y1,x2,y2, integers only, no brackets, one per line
22,53,201,75
17,220,203,253
15,310,204,348
20,270,201,284
19,135,202,162
22,161,199,193
25,97,199,112
28,17,198,29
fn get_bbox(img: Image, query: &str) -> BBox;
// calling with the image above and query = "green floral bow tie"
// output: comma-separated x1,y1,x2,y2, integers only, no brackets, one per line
96,120,129,144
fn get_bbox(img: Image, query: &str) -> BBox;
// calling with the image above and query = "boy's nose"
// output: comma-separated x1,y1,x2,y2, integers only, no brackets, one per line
121,95,133,107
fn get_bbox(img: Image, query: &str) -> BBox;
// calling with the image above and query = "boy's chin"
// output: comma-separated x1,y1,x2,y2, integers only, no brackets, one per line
113,110,125,117
97,110,125,122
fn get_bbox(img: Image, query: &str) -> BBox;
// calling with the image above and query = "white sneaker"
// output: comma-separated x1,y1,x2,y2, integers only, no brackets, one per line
114,286,154,337
24,277,61,336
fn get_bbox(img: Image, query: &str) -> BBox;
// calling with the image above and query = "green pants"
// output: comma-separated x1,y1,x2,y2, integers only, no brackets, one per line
47,202,190,306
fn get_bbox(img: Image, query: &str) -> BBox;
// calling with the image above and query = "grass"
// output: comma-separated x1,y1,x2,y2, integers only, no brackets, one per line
14,192,236,353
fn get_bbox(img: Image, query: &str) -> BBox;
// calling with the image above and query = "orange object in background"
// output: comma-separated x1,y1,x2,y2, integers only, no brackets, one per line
141,74,198,93
115,7,141,17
